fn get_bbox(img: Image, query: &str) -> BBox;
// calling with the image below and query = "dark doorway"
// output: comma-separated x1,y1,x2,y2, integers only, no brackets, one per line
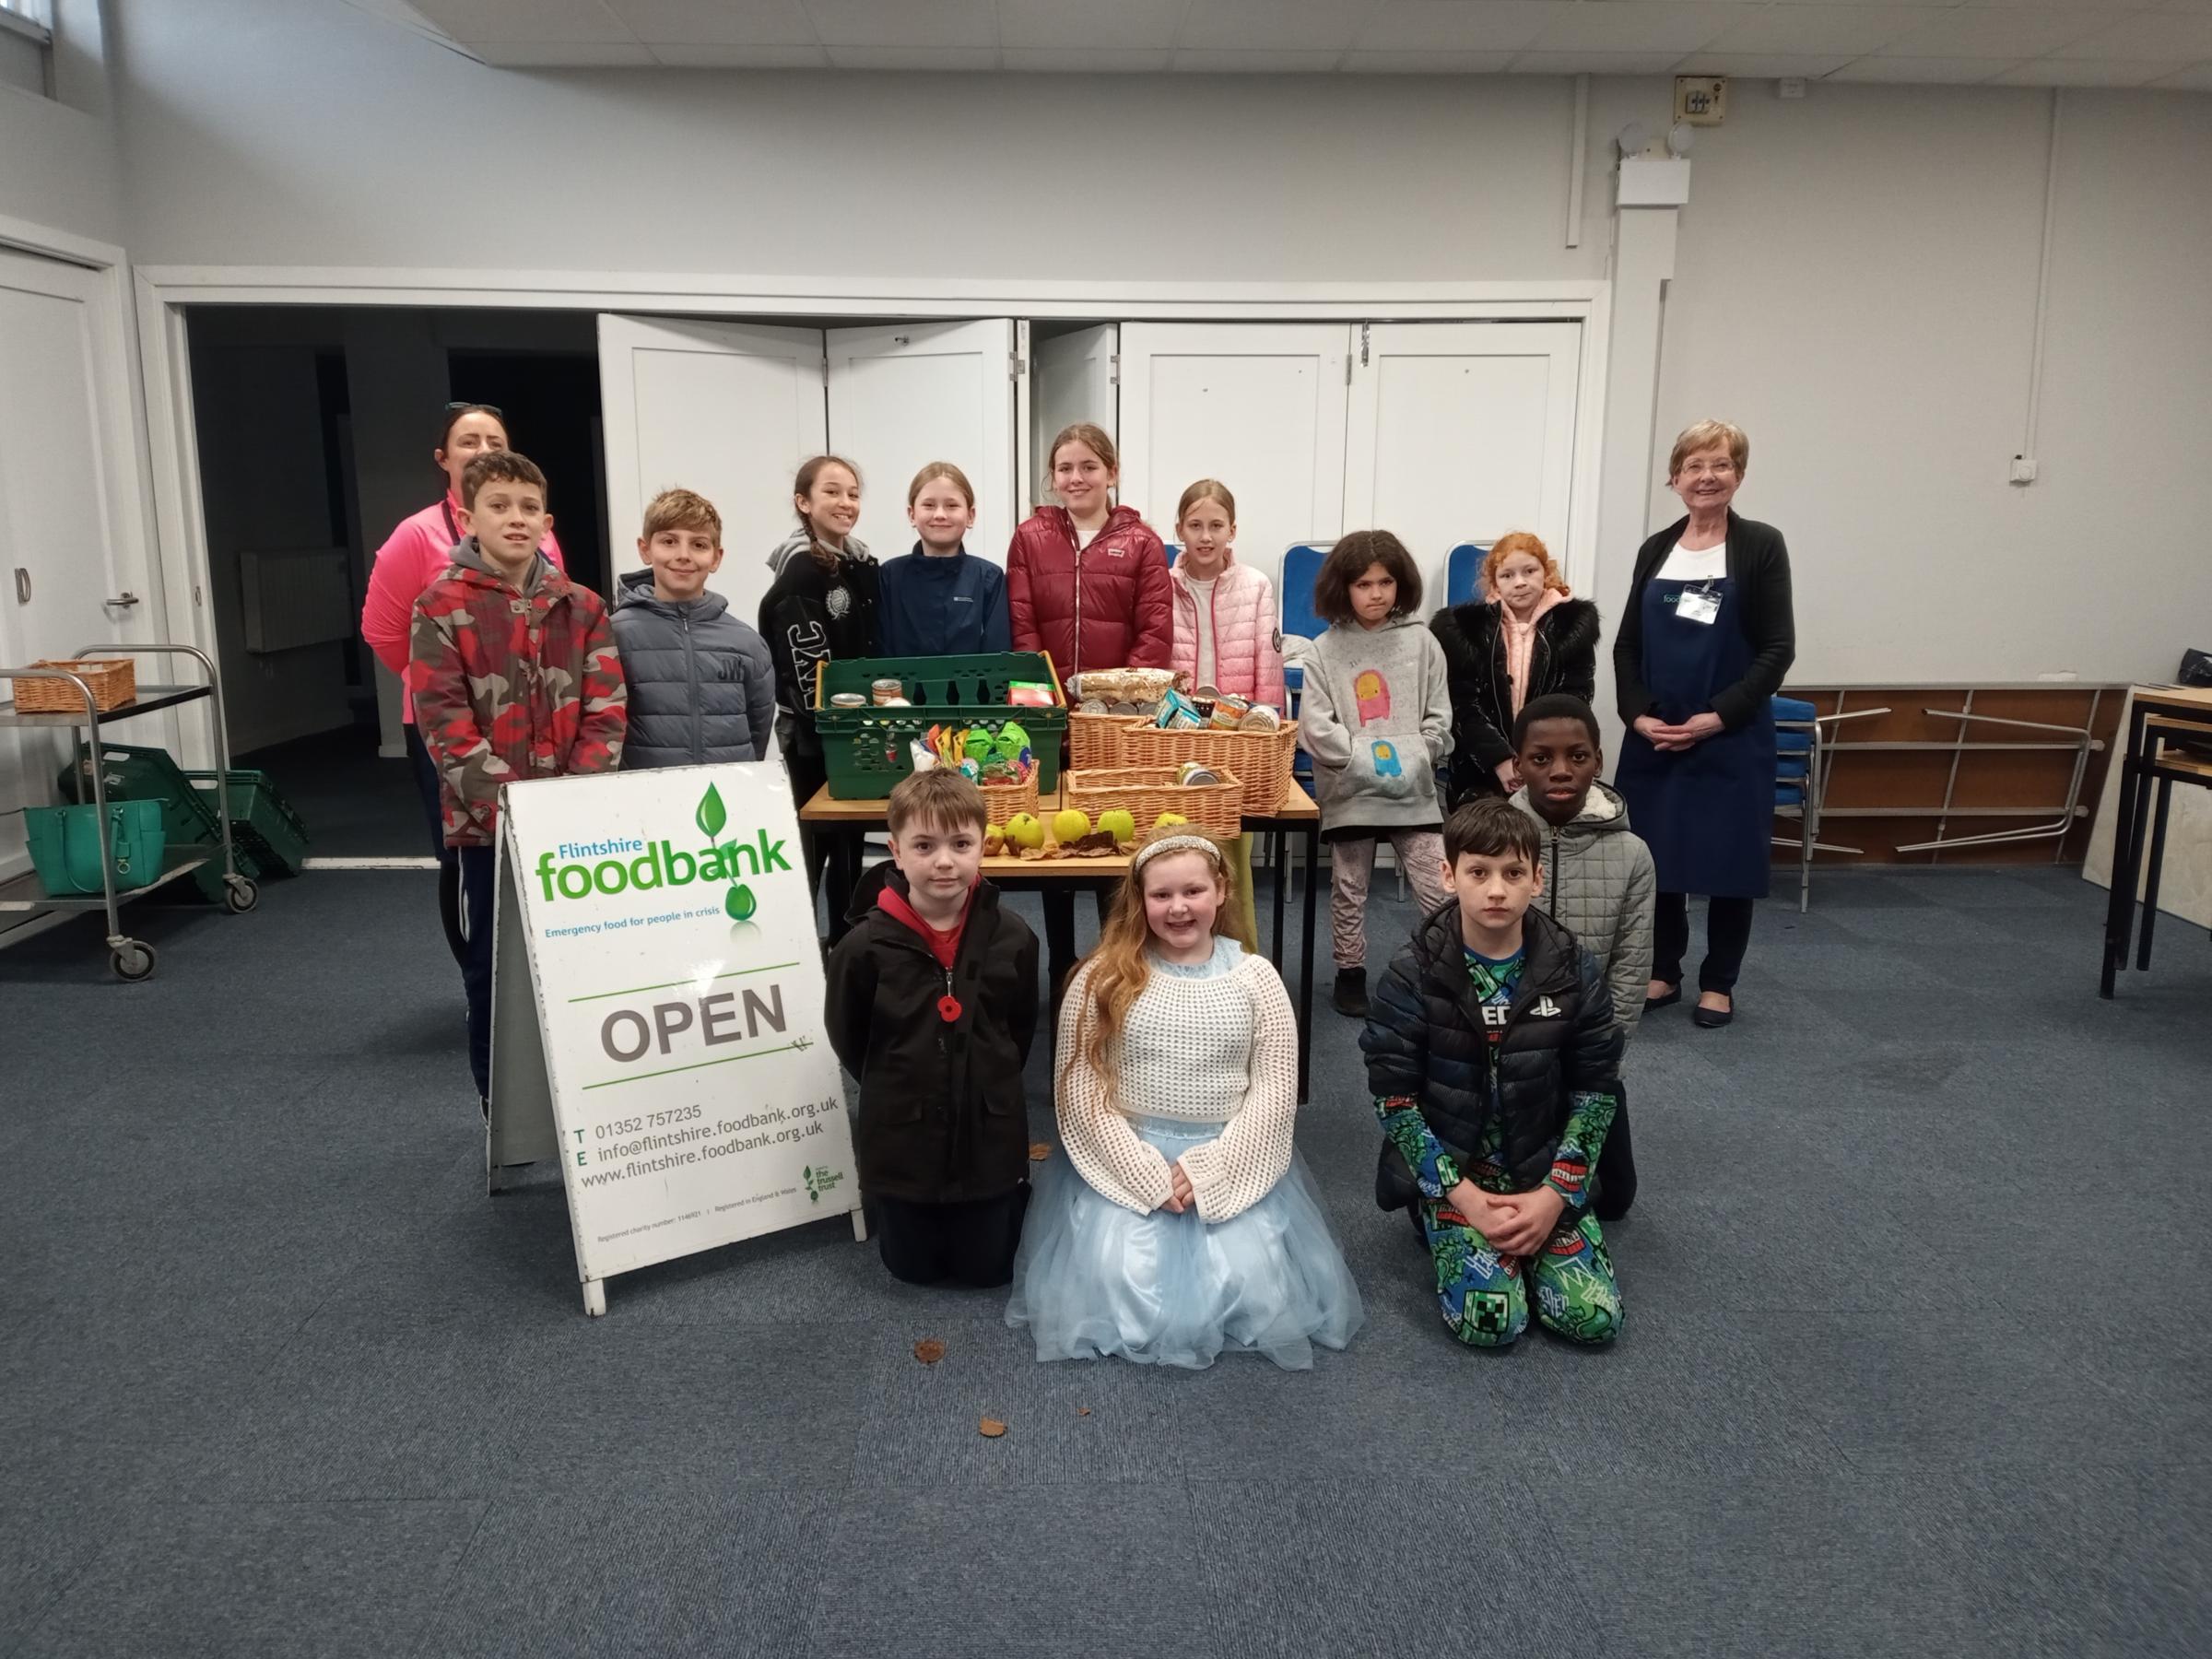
447,350,609,598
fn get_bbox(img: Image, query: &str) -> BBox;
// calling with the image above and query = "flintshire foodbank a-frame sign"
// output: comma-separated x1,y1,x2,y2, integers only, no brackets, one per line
487,762,863,1316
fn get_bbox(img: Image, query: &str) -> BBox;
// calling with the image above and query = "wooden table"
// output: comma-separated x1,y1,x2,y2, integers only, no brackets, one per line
800,781,1325,1100
2099,683,2212,996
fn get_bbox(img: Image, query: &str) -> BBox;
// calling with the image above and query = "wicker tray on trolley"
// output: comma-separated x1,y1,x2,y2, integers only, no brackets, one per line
1113,720,1299,815
1064,766,1243,842
9,657,136,713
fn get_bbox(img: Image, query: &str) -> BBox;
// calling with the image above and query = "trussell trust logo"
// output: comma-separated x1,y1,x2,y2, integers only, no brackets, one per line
533,784,786,921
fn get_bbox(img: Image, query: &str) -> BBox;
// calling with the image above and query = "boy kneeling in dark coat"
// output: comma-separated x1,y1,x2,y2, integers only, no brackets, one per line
1361,797,1625,1347
826,771,1040,1288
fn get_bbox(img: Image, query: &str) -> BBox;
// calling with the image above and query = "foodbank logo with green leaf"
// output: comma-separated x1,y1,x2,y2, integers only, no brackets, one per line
534,782,786,916
802,1163,845,1203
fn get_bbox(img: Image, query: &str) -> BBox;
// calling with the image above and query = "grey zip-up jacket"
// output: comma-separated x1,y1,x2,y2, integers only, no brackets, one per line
1510,781,1656,1036
610,570,777,770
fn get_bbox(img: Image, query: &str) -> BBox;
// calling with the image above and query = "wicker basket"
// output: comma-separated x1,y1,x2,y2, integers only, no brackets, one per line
1114,720,1299,814
10,658,136,714
1067,709,1142,770
1064,766,1243,842
979,772,1040,826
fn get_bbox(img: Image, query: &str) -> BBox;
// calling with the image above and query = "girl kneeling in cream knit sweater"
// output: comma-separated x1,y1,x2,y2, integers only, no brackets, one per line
1006,834,1363,1371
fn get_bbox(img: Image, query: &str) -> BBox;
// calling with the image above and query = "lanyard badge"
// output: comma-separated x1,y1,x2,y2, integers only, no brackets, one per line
1677,582,1721,626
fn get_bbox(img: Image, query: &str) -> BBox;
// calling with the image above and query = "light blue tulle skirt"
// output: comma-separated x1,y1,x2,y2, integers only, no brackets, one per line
1006,1117,1365,1371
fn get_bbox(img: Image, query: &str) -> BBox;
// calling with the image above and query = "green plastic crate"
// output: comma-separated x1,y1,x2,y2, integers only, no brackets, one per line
187,770,308,877
60,743,261,899
814,652,1067,800
24,799,168,897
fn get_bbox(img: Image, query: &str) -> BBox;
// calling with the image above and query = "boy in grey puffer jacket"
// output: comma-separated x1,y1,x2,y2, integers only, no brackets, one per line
613,489,777,770
1509,693,1653,1219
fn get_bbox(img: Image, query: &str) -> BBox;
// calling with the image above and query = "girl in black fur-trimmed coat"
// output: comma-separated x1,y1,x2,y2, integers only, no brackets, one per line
1431,532,1599,808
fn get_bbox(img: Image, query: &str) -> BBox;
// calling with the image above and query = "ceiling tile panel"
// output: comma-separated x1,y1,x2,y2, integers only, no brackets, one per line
2053,12,2212,57
995,0,1185,51
606,0,815,45
1876,7,2116,56
823,42,1000,65
1000,46,1176,70
1700,5,1935,55
473,38,657,63
1827,53,2022,78
1344,48,1523,69
1510,48,1689,71
1354,2,1567,53
1525,3,1748,54
420,0,633,41
648,41,831,65
1674,50,1860,73
806,0,996,49
1990,56,2177,81
1170,47,1348,69
1178,1,1386,52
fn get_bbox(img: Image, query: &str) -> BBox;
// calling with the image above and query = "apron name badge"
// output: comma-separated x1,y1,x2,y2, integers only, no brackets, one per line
1677,582,1721,626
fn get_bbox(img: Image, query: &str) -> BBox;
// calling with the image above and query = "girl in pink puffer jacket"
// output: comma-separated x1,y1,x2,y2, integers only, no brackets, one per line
1167,479,1286,710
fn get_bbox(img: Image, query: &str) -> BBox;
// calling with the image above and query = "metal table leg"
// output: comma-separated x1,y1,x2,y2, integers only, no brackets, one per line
2137,775,2175,971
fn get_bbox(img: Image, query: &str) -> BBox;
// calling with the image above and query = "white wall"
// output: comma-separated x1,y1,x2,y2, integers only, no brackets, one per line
1649,82,2212,688
101,0,2212,691
0,0,123,245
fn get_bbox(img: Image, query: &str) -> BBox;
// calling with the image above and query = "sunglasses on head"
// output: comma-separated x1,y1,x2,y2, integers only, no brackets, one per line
443,401,505,418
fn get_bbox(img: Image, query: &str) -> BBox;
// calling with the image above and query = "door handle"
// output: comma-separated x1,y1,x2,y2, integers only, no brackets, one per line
105,592,140,608
11,568,26,604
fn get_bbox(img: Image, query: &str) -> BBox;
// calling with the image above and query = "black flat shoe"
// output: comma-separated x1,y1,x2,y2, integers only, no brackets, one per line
1691,999,1734,1029
1644,983,1682,1010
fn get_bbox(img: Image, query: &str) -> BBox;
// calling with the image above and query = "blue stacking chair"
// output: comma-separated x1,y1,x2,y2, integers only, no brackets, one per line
1163,541,1180,567
1276,542,1333,897
1771,696,1818,913
1445,542,1488,608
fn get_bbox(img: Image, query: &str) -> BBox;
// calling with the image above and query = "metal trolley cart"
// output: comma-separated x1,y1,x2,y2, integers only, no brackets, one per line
0,643,255,980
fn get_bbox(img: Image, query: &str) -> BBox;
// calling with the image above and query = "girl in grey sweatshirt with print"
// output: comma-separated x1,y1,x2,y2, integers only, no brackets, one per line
1296,533,1453,1016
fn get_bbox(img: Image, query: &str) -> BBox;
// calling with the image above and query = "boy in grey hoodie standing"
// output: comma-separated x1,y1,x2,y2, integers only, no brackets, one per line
1297,531,1454,1018
1509,693,1655,1218
613,488,777,770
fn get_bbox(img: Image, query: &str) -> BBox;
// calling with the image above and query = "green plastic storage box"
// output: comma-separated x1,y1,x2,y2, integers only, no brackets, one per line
24,799,168,897
186,770,309,877
59,743,261,898
813,652,1067,800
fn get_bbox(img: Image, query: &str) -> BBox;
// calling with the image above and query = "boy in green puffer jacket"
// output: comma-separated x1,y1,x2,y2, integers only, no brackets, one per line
1508,694,1653,1218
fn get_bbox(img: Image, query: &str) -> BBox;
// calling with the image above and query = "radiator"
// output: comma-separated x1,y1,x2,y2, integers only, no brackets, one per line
240,548,352,653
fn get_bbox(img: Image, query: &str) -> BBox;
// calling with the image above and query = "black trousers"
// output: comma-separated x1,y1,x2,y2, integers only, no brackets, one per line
1653,892,1755,994
458,843,497,1101
1592,1091,1637,1221
406,724,468,970
1042,888,1113,1015
875,1185,1030,1288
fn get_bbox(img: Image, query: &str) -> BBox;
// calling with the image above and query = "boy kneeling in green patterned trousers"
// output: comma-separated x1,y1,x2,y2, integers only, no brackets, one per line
1360,797,1625,1347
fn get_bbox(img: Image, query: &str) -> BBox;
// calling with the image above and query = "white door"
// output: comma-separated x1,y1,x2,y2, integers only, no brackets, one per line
1345,322,1583,607
598,314,826,628
825,319,1019,570
1118,323,1350,581
0,250,139,880
1030,324,1118,508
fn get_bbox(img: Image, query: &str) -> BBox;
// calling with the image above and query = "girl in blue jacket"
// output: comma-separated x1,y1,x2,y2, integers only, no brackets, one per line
877,462,1011,657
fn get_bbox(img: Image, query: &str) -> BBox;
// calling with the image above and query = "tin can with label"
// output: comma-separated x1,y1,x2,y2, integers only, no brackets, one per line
830,692,867,709
1176,761,1220,787
871,677,904,706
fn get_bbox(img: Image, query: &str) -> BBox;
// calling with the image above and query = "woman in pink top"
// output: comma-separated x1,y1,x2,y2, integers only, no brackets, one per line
359,402,565,962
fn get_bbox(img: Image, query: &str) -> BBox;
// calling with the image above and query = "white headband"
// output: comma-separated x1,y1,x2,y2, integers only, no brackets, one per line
1133,832,1221,873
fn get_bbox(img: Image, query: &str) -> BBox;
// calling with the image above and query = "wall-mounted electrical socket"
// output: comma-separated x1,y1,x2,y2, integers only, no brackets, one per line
1675,76,1726,125
2010,454,2039,485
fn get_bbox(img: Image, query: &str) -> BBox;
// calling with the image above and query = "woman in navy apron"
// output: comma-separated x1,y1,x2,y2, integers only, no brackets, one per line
1611,421,1796,1028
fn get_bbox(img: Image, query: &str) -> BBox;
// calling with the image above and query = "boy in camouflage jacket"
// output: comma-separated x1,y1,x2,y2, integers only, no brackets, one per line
408,450,626,1103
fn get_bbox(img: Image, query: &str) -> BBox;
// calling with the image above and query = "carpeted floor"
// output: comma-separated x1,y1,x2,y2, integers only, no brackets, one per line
1,864,2206,1657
